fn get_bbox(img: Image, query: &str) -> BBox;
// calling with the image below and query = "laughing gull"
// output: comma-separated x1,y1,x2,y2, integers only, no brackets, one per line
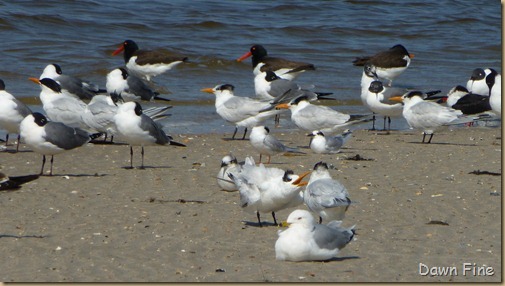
113,101,186,169
106,67,171,102
20,112,92,176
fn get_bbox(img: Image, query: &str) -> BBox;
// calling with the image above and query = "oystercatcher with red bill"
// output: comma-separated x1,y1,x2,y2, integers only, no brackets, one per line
237,44,315,81
112,39,188,81
353,44,414,86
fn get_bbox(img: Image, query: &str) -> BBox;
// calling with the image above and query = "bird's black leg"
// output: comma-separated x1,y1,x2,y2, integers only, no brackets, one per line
231,127,238,140
422,132,426,143
140,146,145,169
5,134,9,147
382,116,387,131
49,155,54,176
387,117,392,131
272,212,278,226
427,133,434,144
370,113,376,131
319,216,323,224
256,212,263,227
40,155,46,175
127,146,134,169
241,127,248,140
16,134,21,152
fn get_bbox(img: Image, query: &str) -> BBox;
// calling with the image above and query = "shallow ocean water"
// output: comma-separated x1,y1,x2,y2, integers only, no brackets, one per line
0,0,501,135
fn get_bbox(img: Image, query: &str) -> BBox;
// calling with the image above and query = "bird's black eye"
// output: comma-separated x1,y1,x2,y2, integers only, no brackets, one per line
32,112,48,126
282,170,294,182
134,102,143,116
119,68,128,79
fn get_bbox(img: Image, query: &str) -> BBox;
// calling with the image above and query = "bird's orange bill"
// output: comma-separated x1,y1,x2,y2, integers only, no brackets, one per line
409,53,415,59
112,44,125,56
292,170,311,186
28,77,41,84
389,96,403,102
275,103,290,110
236,51,252,62
200,88,214,93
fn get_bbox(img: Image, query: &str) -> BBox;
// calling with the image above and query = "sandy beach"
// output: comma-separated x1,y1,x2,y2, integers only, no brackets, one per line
0,124,501,282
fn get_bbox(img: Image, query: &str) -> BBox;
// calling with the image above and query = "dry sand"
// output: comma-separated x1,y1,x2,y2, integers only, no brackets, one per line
0,125,501,282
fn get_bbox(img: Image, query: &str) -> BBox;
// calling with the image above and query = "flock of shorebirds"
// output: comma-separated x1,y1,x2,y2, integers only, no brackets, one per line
0,40,501,261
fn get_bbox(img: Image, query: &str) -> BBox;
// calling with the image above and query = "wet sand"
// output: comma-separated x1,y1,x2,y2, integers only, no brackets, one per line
0,125,501,282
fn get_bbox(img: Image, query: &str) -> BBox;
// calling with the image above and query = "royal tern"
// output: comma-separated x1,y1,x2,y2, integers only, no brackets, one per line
366,80,404,130
39,63,104,100
30,77,88,129
20,113,92,176
216,154,241,192
112,39,188,81
106,67,171,102
275,209,355,261
353,44,414,86
0,79,32,152
0,172,39,192
201,84,283,140
275,96,371,134
113,101,186,169
304,162,352,223
390,91,474,143
237,44,315,81
229,159,310,227
249,126,303,164
308,129,352,154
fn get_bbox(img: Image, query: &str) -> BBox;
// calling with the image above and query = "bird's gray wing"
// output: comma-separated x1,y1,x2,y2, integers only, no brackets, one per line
13,98,32,117
85,101,117,127
127,75,157,101
298,105,351,127
409,102,461,126
140,114,169,144
223,97,270,117
263,135,287,152
313,223,354,250
230,174,261,208
325,136,344,150
59,75,96,100
309,179,350,208
44,122,89,150
269,79,298,99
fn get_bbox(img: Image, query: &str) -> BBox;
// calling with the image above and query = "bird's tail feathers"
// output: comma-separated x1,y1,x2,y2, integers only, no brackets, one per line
169,140,187,147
